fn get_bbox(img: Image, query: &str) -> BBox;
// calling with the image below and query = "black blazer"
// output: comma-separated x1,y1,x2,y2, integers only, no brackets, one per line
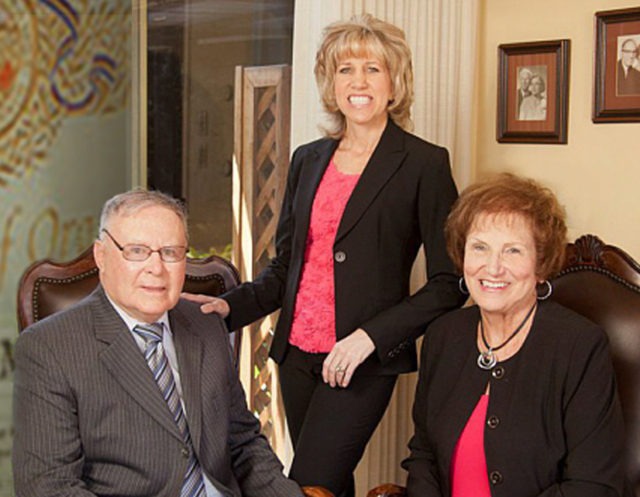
617,60,640,96
224,119,464,375
403,301,630,497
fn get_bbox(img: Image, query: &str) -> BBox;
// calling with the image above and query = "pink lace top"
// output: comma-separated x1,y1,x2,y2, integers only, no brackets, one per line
450,394,491,497
288,159,360,353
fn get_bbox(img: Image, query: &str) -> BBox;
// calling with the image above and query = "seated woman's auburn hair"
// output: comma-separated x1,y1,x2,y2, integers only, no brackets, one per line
445,173,568,280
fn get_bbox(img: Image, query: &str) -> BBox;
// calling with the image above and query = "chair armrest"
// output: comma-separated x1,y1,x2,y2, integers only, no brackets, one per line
366,483,407,497
302,485,334,497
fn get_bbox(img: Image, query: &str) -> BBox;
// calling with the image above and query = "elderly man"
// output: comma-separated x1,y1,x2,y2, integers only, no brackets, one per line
618,38,640,96
13,190,305,497
516,67,533,118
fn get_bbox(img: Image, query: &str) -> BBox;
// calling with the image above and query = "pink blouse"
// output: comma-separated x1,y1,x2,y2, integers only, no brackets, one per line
450,394,491,497
288,159,360,353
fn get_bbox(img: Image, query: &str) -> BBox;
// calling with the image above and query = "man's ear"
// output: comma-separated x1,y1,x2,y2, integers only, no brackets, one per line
93,240,105,271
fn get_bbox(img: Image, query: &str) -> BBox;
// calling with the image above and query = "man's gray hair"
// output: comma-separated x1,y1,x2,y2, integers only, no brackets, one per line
98,189,188,241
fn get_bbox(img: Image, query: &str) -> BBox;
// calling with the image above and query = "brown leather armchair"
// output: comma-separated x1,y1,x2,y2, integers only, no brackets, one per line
366,484,407,497
367,234,640,497
17,247,239,329
16,246,333,497
551,234,640,496
17,246,243,359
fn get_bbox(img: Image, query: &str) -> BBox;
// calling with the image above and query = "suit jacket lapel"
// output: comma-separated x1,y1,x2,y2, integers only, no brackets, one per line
335,120,408,242
293,138,339,250
92,288,183,442
170,307,204,451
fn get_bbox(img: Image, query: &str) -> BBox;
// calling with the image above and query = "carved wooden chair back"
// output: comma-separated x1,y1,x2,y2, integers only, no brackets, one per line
550,234,640,495
16,247,242,359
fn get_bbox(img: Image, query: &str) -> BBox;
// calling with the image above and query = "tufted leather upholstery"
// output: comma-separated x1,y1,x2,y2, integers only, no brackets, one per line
16,246,240,343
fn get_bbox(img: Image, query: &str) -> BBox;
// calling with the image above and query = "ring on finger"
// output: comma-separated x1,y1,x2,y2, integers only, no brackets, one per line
335,365,346,373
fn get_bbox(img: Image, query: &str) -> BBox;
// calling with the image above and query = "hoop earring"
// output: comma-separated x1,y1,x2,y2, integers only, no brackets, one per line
537,280,553,300
458,277,469,295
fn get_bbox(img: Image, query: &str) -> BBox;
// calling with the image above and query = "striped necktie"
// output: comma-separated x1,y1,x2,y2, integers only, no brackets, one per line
133,322,206,497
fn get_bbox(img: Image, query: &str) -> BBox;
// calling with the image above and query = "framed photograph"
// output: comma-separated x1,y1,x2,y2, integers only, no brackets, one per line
593,7,640,123
497,40,570,144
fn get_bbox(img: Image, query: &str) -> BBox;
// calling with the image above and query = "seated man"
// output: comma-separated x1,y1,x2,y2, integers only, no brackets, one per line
13,189,304,497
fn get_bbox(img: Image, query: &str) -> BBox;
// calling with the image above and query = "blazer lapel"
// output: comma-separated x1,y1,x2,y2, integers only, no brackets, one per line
335,120,408,242
92,288,183,442
292,138,339,250
170,307,203,451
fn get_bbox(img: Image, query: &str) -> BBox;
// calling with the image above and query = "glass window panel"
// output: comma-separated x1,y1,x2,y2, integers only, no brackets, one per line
147,0,294,257
0,0,134,490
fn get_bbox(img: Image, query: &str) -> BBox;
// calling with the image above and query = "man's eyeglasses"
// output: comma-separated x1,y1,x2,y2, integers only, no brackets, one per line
101,229,187,263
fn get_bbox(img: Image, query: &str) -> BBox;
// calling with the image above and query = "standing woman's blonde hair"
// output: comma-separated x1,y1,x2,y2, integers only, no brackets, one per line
314,14,414,138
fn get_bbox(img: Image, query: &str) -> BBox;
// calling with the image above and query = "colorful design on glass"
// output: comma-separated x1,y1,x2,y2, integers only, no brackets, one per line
0,0,131,188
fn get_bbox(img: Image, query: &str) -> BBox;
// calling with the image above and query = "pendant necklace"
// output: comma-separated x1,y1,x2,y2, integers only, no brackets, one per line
477,302,537,370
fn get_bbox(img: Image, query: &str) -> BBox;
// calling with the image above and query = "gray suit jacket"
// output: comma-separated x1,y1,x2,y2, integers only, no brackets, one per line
13,286,303,497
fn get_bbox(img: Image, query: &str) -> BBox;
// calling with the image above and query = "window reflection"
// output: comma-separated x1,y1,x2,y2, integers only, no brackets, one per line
147,0,294,256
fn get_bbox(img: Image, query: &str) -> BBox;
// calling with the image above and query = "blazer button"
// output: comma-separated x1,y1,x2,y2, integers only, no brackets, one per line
489,470,503,485
487,415,500,429
181,446,190,458
492,366,505,379
334,251,346,263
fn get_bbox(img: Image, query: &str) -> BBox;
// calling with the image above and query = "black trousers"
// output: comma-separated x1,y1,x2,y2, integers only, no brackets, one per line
279,345,397,497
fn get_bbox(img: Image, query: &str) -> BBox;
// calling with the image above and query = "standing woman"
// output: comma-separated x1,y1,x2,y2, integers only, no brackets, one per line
186,14,464,497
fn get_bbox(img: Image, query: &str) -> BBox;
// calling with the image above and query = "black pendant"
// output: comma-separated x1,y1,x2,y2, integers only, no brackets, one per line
477,350,496,370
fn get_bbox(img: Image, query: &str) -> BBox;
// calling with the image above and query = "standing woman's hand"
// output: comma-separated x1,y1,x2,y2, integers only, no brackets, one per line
322,329,375,388
180,292,231,318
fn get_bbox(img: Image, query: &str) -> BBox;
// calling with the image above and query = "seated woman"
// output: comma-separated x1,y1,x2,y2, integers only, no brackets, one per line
402,173,630,497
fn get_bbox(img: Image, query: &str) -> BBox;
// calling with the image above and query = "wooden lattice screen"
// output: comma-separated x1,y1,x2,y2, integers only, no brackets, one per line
232,64,291,456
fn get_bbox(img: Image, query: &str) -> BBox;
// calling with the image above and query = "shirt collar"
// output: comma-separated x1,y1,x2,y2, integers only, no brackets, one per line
104,293,171,335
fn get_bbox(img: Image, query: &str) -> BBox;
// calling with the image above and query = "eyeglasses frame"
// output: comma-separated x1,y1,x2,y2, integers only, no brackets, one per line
100,229,188,263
